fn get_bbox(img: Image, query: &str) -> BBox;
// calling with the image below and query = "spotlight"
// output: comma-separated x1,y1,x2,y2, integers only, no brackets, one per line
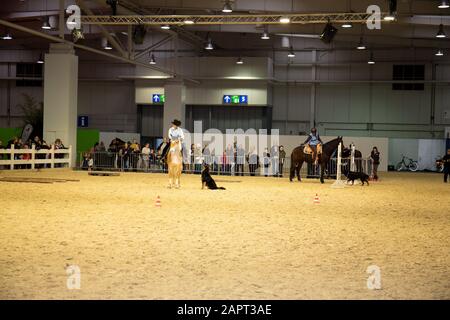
72,28,84,43
37,54,44,64
280,16,290,23
205,38,214,50
261,32,270,40
368,51,375,64
356,37,366,50
161,25,170,30
149,53,156,64
236,57,243,64
106,0,118,16
287,47,295,58
438,0,449,9
384,0,397,21
41,17,51,30
222,1,233,13
436,24,446,38
342,22,353,28
320,22,338,43
435,49,444,56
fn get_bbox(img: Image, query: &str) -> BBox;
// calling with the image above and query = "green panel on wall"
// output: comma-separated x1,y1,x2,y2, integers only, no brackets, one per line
77,128,99,158
0,128,22,145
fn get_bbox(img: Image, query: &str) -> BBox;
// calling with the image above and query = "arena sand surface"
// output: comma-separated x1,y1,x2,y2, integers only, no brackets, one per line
0,169,449,300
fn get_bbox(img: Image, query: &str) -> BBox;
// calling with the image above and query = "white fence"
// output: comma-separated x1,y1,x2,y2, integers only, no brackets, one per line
0,145,72,170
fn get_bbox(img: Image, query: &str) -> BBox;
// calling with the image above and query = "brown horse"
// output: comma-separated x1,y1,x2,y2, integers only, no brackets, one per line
290,136,343,183
167,140,183,188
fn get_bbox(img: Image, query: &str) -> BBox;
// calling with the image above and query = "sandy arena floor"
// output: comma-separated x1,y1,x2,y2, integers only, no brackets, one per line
0,169,449,299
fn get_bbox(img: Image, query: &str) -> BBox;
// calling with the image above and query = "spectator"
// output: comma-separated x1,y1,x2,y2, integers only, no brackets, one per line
442,149,450,183
370,147,380,181
278,145,286,177
225,144,234,175
271,144,279,177
248,147,258,177
141,143,151,172
263,148,270,177
236,144,245,176
194,143,203,174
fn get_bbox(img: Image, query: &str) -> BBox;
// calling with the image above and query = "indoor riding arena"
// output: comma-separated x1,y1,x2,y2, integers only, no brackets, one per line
1,0,450,302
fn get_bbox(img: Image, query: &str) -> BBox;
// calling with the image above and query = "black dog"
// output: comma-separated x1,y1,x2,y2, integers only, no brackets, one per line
201,164,225,190
345,170,370,186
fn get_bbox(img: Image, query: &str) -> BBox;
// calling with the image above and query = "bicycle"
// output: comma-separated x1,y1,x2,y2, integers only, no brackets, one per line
396,155,419,172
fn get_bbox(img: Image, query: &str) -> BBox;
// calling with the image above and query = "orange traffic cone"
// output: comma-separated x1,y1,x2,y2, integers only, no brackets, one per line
155,195,161,207
313,193,320,204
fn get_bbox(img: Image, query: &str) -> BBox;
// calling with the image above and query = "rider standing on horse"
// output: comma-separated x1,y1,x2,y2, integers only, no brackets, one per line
304,127,323,165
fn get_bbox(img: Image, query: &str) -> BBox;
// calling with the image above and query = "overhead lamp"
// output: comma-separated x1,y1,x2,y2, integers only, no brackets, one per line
342,22,353,28
261,31,270,40
438,0,450,9
184,18,194,24
41,17,51,30
37,53,44,64
356,37,366,50
149,53,156,64
222,1,233,13
436,24,447,38
2,33,12,40
435,49,444,56
280,16,291,23
287,47,295,58
384,0,397,21
368,51,375,64
161,25,170,30
103,38,112,50
205,38,214,50
236,57,244,64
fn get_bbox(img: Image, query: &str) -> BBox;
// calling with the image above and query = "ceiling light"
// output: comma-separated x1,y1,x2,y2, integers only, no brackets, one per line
161,25,170,30
368,51,375,64
222,1,233,13
435,49,444,56
236,57,243,64
280,16,291,23
104,42,112,50
438,0,449,9
436,24,446,38
205,38,214,50
41,17,51,30
2,33,12,40
287,47,295,58
261,32,270,40
37,54,44,64
342,22,353,28
356,37,366,50
149,53,156,64
384,0,397,21
184,18,194,24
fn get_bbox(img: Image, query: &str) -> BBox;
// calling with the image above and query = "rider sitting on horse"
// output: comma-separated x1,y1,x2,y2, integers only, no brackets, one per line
159,119,184,160
304,127,323,165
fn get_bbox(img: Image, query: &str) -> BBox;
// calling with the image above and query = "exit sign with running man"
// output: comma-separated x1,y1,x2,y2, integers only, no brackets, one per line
223,95,248,104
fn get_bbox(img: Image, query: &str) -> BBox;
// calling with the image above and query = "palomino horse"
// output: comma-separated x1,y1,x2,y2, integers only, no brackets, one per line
290,136,343,183
167,140,183,188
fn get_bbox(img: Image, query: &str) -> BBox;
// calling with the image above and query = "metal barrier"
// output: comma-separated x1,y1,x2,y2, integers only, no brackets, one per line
79,151,373,178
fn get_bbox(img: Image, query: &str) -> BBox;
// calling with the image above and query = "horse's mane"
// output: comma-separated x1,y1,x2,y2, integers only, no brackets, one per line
322,137,342,155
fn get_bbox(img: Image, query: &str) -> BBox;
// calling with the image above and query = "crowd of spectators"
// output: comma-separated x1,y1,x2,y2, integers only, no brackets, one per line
82,138,287,176
0,136,67,169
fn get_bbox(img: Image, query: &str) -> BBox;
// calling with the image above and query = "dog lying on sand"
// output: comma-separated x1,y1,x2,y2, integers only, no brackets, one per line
201,164,226,190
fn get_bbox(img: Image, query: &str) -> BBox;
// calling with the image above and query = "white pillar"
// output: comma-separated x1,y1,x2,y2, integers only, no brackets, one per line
43,43,78,167
163,80,186,137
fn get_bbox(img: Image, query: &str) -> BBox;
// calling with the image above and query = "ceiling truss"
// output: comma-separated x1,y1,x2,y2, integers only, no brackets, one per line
80,12,387,26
